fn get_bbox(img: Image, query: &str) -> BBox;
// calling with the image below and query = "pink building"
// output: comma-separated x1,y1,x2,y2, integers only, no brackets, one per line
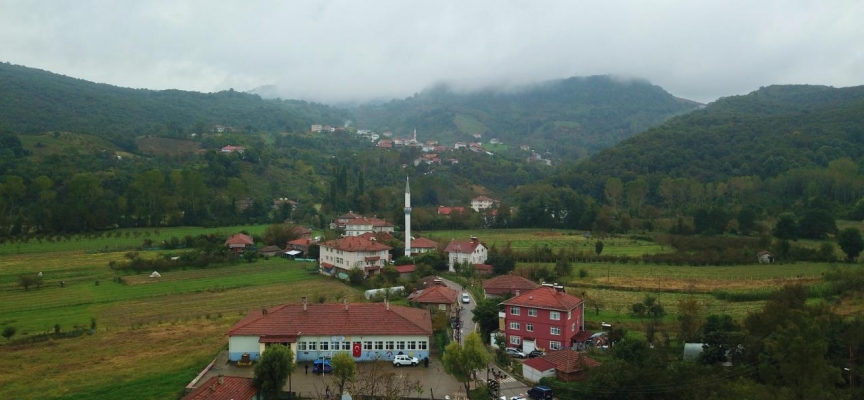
501,284,585,353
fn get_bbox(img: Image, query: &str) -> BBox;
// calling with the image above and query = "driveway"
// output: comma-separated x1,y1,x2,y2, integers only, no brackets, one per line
439,277,476,342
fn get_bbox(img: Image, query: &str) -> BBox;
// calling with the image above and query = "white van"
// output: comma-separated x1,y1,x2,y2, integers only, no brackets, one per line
392,354,419,366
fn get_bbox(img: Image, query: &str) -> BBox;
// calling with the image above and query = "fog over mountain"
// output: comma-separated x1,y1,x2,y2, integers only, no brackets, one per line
1,0,862,104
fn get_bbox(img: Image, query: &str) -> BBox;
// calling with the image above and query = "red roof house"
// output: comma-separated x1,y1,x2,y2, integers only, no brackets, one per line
500,284,585,352
443,237,488,272
225,233,254,253
482,275,539,298
183,376,257,400
407,285,461,315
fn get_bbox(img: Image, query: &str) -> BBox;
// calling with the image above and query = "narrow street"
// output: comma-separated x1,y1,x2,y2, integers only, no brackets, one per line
439,277,476,342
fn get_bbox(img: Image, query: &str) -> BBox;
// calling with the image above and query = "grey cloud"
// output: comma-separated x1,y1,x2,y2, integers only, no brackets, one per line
0,0,862,104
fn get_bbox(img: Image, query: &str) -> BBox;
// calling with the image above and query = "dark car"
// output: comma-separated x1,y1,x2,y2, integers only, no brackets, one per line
527,350,546,358
312,358,332,373
527,385,553,400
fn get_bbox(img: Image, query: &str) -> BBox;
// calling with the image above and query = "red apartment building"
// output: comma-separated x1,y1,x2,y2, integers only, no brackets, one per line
501,284,585,353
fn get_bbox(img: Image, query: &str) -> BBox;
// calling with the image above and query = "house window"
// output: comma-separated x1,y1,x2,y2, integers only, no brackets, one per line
509,322,520,330
363,341,373,350
550,341,562,350
385,341,395,350
332,342,340,350
510,306,521,316
419,341,428,350
510,335,521,345
341,342,351,350
375,341,384,350
526,323,534,332
320,342,329,351
568,310,572,320
572,323,576,332
397,341,406,350
528,308,537,317
551,327,561,335
297,342,307,351
408,341,417,350
308,342,317,351
550,311,560,320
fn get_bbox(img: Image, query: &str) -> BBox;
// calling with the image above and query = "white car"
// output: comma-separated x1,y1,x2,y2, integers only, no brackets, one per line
392,354,419,367
461,293,471,304
505,347,526,358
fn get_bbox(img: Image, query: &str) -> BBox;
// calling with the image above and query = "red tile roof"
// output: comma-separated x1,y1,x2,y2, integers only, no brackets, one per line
522,357,557,372
367,217,394,227
287,238,314,247
357,231,395,242
501,285,583,311
437,206,465,215
224,233,254,246
444,238,483,254
410,237,439,249
320,236,392,252
227,303,432,337
408,285,460,305
183,376,257,400
395,264,416,273
474,263,493,274
482,275,538,296
541,349,600,373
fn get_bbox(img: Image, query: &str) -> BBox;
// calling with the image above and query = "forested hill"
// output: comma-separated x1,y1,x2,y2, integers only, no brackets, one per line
0,62,348,137
351,76,701,160
574,84,864,181
556,84,864,214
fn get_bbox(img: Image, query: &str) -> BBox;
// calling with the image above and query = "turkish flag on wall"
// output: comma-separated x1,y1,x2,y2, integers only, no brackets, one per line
352,342,362,357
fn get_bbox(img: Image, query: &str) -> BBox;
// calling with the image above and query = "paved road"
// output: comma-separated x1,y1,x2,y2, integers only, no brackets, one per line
439,277,476,342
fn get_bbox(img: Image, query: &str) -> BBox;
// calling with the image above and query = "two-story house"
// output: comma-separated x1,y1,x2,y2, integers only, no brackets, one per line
319,236,392,278
444,237,488,272
471,196,498,212
501,284,585,354
344,217,396,236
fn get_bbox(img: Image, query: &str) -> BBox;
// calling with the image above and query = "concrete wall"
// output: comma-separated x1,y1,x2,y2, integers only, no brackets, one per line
522,365,555,382
228,335,264,362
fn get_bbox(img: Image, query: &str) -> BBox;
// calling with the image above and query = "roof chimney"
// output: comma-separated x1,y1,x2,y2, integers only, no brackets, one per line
385,299,390,311
262,308,268,316
218,374,224,385
470,236,478,243
344,298,349,311
515,290,520,296
302,296,308,311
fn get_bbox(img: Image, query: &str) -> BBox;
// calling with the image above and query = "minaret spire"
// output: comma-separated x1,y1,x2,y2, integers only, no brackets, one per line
404,176,412,257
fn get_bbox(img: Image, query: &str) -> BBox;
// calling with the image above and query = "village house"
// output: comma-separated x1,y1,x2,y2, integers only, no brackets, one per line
501,283,585,354
319,236,391,278
471,195,498,212
407,236,438,255
285,237,315,258
395,264,415,280
225,233,254,253
333,211,363,229
483,275,539,299
443,237,488,272
311,124,323,132
407,285,461,316
226,300,432,364
473,263,493,275
344,217,395,236
437,206,466,216
220,145,245,154
522,349,600,383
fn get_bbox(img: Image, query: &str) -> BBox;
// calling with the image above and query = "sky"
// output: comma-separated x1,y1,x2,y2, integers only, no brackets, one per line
1,0,862,104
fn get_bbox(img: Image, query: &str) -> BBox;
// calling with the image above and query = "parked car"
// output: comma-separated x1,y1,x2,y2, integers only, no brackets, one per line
527,385,553,400
505,347,526,358
527,350,546,358
312,358,332,373
392,354,419,366
461,293,471,304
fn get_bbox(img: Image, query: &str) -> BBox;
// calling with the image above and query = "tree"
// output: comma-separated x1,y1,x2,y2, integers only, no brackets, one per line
472,298,501,342
331,352,356,396
797,209,837,239
773,213,798,242
595,240,604,256
604,177,624,214
253,344,295,400
701,314,743,365
553,257,572,279
837,227,864,262
442,332,490,393
2,326,15,341
676,296,703,343
261,223,300,247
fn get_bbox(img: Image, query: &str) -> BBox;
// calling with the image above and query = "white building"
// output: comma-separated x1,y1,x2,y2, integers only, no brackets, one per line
443,237,488,272
471,196,498,212
319,236,392,278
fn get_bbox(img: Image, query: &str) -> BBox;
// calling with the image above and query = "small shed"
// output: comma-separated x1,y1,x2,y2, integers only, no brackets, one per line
522,357,557,382
757,250,775,264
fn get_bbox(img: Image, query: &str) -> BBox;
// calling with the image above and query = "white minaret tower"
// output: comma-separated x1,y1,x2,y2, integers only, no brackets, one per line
404,176,412,257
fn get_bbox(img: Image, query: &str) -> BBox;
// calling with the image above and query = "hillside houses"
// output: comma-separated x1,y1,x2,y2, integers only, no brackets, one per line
319,235,392,278
443,237,488,272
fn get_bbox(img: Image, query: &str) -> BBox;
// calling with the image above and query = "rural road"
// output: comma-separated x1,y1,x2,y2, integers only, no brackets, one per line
439,277,477,342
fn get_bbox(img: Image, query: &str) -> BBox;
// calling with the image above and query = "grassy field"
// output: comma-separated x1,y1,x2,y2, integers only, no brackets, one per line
0,224,270,255
423,229,667,256
0,227,365,399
